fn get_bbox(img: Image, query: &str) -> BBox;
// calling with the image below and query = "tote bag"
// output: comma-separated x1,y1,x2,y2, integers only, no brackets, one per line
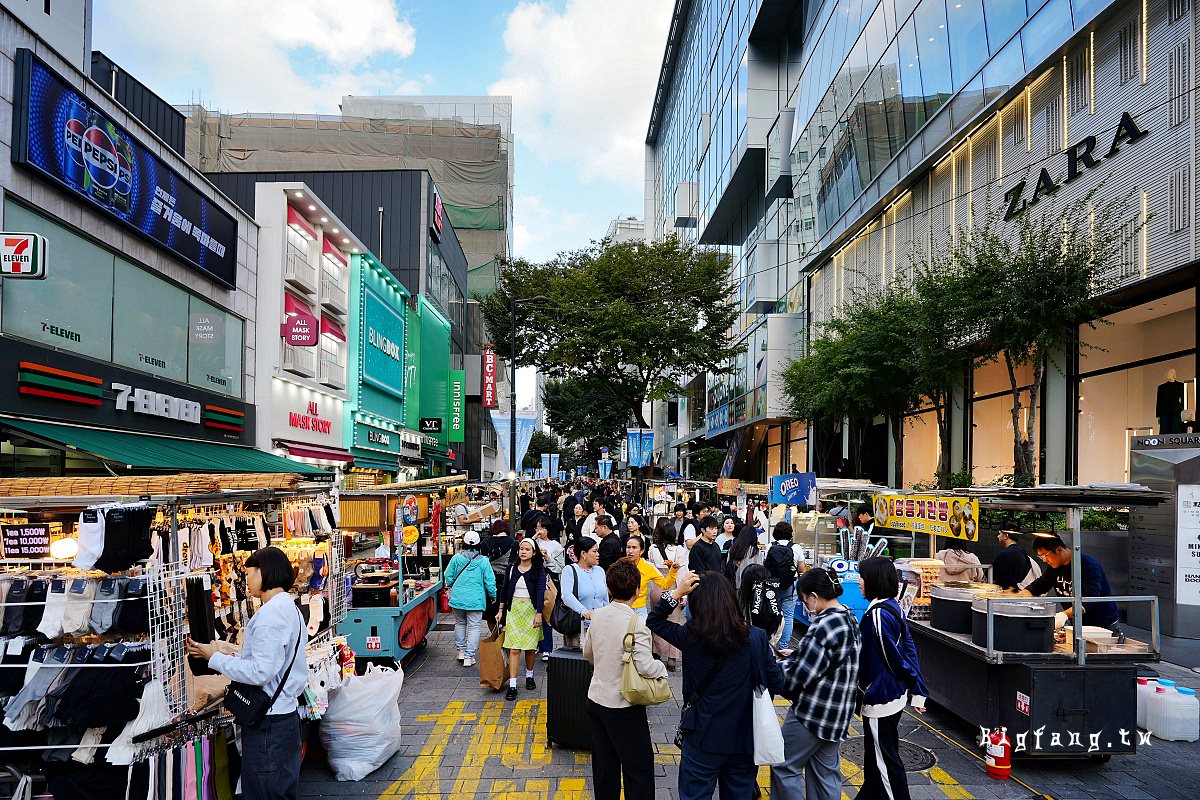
620,615,672,706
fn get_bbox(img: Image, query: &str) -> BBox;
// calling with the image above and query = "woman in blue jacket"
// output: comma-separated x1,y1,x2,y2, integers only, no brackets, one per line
443,531,497,668
857,557,930,800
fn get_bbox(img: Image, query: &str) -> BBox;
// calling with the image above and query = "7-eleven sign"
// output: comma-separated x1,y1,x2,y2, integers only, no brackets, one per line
0,233,47,279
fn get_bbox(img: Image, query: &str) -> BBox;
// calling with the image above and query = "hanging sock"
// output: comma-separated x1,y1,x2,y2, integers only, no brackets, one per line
212,732,233,800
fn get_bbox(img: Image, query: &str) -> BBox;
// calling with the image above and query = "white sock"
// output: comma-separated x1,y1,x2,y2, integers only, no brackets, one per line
509,677,517,688
525,669,534,679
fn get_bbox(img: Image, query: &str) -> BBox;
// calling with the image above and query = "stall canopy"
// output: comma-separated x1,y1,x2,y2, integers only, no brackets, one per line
3,419,331,477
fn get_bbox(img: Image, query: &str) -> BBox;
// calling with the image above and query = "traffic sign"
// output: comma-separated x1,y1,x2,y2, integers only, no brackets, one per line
0,233,46,279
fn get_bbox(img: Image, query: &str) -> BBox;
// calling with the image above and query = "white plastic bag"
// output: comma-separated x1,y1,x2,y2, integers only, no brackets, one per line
319,662,405,780
752,688,785,766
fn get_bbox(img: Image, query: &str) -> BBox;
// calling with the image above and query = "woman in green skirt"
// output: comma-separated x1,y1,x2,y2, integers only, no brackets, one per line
497,538,548,701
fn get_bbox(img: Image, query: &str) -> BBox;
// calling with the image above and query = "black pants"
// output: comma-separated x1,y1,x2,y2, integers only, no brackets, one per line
858,711,910,800
240,712,301,800
586,699,655,800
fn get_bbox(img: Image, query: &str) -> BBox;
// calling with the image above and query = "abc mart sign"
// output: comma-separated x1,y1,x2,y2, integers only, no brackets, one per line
0,233,47,279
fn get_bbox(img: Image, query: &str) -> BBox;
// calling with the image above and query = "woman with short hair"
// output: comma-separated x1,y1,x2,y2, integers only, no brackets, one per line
560,536,607,649
583,557,666,800
625,535,677,618
186,547,307,800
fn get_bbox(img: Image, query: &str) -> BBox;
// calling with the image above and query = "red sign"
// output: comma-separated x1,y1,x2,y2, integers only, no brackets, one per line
482,347,498,409
0,232,46,278
281,294,318,346
288,401,332,434
431,192,444,238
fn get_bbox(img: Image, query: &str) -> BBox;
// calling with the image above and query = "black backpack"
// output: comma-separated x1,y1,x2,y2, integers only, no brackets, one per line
765,543,797,591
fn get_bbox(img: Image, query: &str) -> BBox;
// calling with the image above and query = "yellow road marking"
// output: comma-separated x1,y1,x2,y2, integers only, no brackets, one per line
929,766,975,799
381,702,476,798
449,701,504,800
502,699,552,768
553,777,589,799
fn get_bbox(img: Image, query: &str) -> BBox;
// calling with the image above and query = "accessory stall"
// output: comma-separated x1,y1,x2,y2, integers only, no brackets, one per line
0,472,352,798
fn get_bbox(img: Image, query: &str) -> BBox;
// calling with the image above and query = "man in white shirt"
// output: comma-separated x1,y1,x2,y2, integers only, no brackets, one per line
580,497,606,538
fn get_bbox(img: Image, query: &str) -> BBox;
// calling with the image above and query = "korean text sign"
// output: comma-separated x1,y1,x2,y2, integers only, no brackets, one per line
11,50,238,287
872,494,981,541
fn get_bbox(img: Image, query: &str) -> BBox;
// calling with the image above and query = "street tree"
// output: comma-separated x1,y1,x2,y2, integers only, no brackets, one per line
523,431,564,471
478,237,742,428
542,376,626,465
948,187,1135,484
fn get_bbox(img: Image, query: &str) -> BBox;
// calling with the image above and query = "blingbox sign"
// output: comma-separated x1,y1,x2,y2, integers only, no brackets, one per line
10,50,238,288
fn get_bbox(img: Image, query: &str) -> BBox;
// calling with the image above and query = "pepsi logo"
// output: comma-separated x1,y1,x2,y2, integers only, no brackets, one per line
63,118,85,165
82,126,119,189
115,152,131,196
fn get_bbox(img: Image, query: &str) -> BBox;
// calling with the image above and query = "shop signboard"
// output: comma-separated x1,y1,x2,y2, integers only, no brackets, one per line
11,50,238,288
769,473,817,505
419,417,442,434
448,370,464,442
1176,484,1200,605
1,524,50,558
0,341,252,443
281,303,318,346
353,420,400,457
872,494,981,541
362,289,405,399
706,382,768,436
482,347,498,408
0,233,47,279
717,478,741,496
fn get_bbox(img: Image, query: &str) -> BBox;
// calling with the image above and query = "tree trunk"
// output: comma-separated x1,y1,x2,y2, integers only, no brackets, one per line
1023,351,1045,487
890,414,904,488
934,389,953,488
1004,352,1030,484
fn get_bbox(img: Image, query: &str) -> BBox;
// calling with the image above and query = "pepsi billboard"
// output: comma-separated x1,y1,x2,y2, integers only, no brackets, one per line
10,50,238,288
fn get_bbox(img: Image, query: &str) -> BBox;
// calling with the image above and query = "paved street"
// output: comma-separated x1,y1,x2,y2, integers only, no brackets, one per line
299,627,1200,799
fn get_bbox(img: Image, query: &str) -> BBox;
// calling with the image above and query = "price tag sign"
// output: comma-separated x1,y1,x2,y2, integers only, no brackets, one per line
1,524,51,558
1016,691,1031,716
365,636,382,652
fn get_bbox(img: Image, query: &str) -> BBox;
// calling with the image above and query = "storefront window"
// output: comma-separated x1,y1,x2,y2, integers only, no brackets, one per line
903,408,940,488
187,297,242,397
788,420,808,472
112,258,189,382
2,201,114,361
1077,291,1197,483
971,393,1040,484
973,356,1034,397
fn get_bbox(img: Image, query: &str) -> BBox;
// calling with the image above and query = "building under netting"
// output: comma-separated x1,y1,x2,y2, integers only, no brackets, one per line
181,96,513,297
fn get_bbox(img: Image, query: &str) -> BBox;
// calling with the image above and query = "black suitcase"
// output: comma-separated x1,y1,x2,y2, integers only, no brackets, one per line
546,649,593,749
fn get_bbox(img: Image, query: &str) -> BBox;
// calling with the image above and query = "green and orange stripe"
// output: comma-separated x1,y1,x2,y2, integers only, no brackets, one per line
203,404,244,433
17,362,103,406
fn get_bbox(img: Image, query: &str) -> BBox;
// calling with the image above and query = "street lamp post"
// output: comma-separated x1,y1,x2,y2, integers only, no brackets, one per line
508,295,549,523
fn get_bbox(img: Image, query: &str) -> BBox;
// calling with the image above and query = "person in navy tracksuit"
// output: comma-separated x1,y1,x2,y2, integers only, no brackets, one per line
856,557,930,800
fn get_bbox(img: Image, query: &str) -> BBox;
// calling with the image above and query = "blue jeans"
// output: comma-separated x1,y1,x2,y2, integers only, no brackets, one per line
452,608,483,660
240,712,301,800
778,590,796,646
678,742,757,800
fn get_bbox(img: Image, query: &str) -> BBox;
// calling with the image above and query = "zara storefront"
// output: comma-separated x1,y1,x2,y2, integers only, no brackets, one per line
787,0,1199,486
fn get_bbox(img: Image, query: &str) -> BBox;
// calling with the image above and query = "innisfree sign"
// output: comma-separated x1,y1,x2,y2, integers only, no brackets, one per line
1002,111,1149,221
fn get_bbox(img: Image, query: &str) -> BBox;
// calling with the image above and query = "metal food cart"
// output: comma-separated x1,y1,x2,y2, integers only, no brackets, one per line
338,476,464,664
878,485,1168,758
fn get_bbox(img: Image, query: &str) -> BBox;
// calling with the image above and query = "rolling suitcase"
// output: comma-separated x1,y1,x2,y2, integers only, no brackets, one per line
546,648,593,749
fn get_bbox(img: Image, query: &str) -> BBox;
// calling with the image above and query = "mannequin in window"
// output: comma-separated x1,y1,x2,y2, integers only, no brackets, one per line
1156,369,1186,434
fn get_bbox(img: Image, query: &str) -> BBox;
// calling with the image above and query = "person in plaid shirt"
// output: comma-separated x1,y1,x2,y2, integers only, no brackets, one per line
772,567,861,800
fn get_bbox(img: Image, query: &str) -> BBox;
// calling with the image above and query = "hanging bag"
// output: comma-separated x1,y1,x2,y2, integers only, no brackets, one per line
549,565,583,636
619,615,672,706
751,654,786,765
223,610,303,727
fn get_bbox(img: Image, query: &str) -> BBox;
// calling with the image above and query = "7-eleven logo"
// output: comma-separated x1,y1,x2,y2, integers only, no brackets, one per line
0,233,46,279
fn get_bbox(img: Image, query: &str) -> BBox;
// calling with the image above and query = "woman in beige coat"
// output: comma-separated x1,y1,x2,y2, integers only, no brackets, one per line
583,557,667,800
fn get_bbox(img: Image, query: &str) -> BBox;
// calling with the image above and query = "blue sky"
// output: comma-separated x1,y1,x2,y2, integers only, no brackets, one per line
91,0,671,263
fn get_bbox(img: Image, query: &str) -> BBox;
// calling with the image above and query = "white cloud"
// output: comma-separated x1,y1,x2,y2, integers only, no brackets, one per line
513,192,605,262
489,0,673,189
92,1,424,114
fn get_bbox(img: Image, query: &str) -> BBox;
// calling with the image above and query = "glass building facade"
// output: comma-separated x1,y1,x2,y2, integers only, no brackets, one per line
648,0,1200,485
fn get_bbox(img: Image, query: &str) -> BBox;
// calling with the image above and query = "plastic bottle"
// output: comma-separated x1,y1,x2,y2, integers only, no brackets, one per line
1148,686,1169,737
1136,677,1154,729
1153,687,1200,742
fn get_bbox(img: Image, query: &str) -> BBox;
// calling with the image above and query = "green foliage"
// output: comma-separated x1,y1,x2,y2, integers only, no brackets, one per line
523,431,563,470
1081,507,1129,531
980,508,1067,532
542,377,626,465
478,237,742,427
945,185,1137,483
689,447,727,481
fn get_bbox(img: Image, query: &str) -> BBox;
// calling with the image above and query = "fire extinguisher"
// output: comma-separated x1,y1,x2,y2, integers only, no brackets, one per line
985,726,1011,780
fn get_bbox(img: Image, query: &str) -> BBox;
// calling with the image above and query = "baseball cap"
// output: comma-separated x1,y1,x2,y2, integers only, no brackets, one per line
463,531,481,546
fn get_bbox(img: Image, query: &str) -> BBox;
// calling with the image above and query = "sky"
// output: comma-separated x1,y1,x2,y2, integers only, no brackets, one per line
91,0,671,263
92,0,673,409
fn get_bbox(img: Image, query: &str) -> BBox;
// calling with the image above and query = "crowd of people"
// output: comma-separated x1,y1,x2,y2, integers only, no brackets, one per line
443,481,931,800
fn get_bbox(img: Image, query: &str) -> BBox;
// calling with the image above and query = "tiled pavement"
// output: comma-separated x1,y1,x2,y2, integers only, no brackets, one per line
299,628,1200,799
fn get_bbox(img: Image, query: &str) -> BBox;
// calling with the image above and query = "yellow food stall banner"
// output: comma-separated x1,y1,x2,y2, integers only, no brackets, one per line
872,494,980,541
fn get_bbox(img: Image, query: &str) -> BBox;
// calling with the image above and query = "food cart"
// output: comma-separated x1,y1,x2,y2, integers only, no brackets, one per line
338,476,464,665
875,485,1168,758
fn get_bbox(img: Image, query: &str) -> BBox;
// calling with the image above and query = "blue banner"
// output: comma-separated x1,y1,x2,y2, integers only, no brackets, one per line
490,411,538,475
557,470,567,481
640,432,654,468
598,460,612,479
549,452,560,477
578,466,588,475
769,473,818,505
12,51,239,288
626,430,642,467
540,453,551,480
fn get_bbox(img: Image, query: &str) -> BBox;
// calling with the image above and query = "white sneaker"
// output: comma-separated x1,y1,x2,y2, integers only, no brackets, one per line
456,651,466,661
541,653,550,662
462,658,476,667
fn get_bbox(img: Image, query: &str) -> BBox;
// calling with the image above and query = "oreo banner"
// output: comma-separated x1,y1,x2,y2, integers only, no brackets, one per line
10,50,238,288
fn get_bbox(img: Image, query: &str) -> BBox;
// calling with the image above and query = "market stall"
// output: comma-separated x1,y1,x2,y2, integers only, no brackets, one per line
875,485,1168,758
338,476,462,664
0,472,352,797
